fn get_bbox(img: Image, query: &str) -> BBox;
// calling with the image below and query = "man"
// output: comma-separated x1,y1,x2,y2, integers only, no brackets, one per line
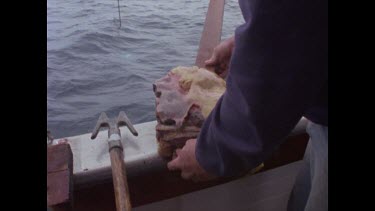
167,0,327,210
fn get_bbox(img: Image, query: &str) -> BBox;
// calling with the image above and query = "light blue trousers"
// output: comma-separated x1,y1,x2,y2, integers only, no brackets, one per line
287,121,328,211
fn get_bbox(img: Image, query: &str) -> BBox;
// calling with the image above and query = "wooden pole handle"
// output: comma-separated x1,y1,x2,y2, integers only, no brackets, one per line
195,0,225,68
109,147,132,211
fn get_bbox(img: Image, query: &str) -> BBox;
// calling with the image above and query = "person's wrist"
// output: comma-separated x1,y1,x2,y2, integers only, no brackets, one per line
228,36,235,48
224,36,235,55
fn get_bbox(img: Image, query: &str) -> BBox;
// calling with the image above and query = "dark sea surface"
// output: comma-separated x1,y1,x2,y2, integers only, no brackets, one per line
47,0,244,138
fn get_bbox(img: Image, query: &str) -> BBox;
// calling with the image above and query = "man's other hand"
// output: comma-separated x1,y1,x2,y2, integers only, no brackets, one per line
205,36,235,78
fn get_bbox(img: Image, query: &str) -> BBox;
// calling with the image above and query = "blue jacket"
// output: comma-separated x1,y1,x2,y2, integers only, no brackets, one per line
196,0,327,177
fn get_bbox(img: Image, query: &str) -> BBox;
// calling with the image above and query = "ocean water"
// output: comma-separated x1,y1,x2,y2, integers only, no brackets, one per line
47,0,244,139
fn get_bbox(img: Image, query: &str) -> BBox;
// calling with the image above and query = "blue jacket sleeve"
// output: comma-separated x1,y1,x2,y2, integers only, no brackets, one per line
196,0,327,177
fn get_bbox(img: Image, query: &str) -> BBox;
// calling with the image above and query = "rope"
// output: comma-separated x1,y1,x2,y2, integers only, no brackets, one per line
117,0,122,29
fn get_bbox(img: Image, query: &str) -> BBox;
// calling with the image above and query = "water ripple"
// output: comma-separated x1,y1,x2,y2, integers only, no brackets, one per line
47,0,243,138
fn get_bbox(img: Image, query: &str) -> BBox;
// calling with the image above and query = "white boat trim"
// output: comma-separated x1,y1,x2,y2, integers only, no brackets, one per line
65,117,308,189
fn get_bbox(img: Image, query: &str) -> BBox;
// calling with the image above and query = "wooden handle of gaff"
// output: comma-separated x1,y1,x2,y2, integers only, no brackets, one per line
109,147,132,211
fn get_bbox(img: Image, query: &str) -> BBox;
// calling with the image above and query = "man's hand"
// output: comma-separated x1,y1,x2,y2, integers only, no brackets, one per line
205,36,235,78
167,139,217,182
